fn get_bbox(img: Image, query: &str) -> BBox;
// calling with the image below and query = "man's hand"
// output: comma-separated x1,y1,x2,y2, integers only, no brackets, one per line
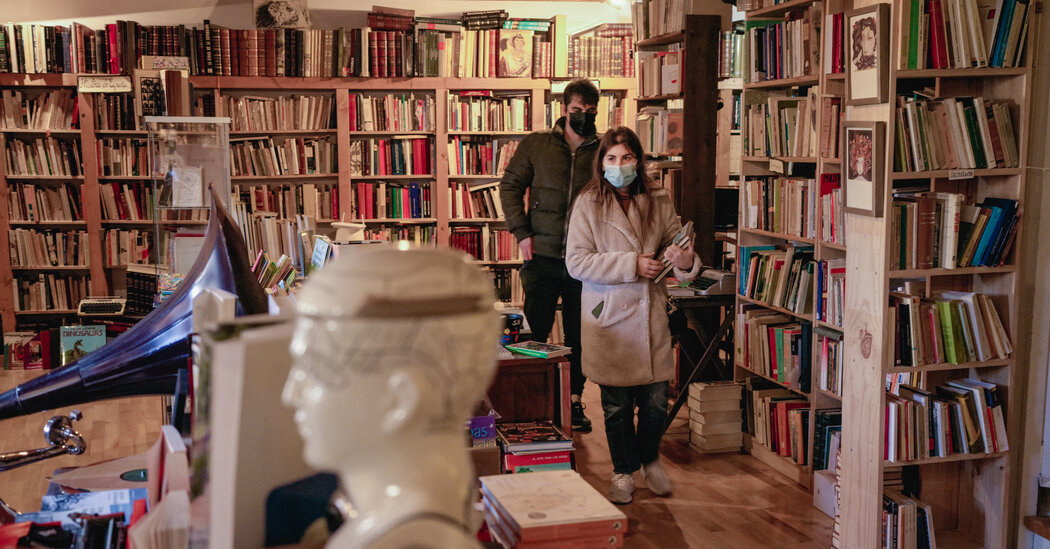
636,253,663,279
518,237,534,261
664,239,695,271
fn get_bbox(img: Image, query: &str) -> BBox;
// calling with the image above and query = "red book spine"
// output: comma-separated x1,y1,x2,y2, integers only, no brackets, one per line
265,30,276,77
366,182,374,219
488,30,496,78
928,0,949,69
369,32,379,77
348,93,357,130
378,139,388,175
331,185,339,219
107,24,119,74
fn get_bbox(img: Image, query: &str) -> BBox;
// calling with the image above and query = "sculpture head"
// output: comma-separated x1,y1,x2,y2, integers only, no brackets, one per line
283,245,500,471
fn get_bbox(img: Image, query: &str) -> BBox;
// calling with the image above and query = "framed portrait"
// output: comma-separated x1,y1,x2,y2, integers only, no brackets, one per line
498,30,534,78
842,120,885,217
844,3,889,106
254,0,311,29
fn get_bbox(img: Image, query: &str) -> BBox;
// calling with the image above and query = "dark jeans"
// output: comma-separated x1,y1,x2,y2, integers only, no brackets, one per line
520,254,584,396
600,382,669,474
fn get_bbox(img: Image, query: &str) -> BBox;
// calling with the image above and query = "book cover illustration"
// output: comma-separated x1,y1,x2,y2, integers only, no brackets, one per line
4,331,36,369
60,325,107,366
496,421,570,445
498,30,534,77
504,340,571,358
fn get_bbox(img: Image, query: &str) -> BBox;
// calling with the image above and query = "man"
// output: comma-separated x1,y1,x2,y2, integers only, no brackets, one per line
499,79,600,433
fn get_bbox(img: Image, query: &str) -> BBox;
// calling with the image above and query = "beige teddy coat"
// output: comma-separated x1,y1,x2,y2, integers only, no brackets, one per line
565,186,701,387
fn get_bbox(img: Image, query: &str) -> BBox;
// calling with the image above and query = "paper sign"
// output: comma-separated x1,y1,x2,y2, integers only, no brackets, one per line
77,75,132,93
949,169,975,180
173,166,203,207
769,158,785,174
146,55,191,70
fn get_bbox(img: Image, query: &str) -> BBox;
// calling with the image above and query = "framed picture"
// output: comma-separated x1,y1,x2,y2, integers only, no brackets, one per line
254,0,311,29
842,120,885,217
498,30,534,78
845,3,889,106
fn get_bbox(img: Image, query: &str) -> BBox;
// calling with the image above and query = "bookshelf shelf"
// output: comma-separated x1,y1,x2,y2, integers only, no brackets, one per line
888,265,1016,278
891,168,1024,180
816,388,841,402
634,30,685,48
742,155,817,163
346,130,434,136
821,157,841,164
883,452,1008,468
450,218,505,223
734,364,809,398
231,174,338,181
445,131,529,136
478,260,524,266
11,266,91,271
231,129,337,136
886,358,1012,374
895,67,1027,79
352,218,437,224
819,241,846,252
93,130,147,136
636,93,684,102
813,319,843,333
738,227,815,244
744,0,817,18
101,220,208,226
14,309,79,316
825,73,844,81
97,175,150,181
1024,516,1050,541
351,175,435,180
743,75,819,90
742,434,812,488
0,128,81,135
3,175,84,181
9,220,86,226
448,174,504,179
737,294,813,322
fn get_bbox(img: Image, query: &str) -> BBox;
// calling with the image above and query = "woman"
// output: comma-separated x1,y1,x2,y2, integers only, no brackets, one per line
565,127,700,504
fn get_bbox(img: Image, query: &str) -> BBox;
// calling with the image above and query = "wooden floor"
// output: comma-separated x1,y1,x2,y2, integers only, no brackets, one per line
0,370,832,548
0,369,164,512
573,388,834,548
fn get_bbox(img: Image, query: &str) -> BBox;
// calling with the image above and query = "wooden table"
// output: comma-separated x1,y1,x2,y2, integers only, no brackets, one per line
489,355,571,436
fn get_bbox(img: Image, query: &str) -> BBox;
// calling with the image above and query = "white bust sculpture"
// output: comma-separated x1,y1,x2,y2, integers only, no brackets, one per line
283,245,499,549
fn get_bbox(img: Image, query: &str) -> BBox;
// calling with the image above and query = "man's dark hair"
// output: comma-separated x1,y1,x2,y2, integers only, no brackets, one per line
563,79,600,107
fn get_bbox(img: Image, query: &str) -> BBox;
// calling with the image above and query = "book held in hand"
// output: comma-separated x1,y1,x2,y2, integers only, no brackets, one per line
504,340,571,359
654,221,694,282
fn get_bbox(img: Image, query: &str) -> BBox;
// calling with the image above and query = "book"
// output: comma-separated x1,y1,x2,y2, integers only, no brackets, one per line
495,421,573,453
654,220,694,282
4,331,36,369
59,325,106,366
504,340,571,359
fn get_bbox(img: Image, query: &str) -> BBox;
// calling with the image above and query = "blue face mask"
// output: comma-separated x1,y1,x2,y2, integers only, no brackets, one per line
604,163,637,189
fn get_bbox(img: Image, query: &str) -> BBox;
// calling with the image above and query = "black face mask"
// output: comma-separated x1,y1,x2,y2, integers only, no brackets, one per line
568,112,597,137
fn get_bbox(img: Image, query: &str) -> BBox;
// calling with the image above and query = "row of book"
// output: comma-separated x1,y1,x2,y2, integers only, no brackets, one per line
8,183,82,222
633,0,698,39
812,408,842,472
741,308,813,390
816,328,844,398
741,176,817,239
893,95,1019,172
446,92,530,133
568,34,635,79
347,137,432,177
547,92,624,136
93,93,135,131
99,181,153,221
12,273,88,312
102,229,154,266
250,250,297,293
889,193,1017,270
351,92,435,133
739,245,816,316
819,173,844,245
718,30,744,79
233,183,339,222
636,106,684,156
0,89,78,130
687,382,743,454
886,378,1008,462
5,137,83,177
890,290,1012,367
450,182,504,220
881,488,936,549
351,181,432,221
9,229,90,266
359,224,435,246
96,138,147,177
745,6,820,83
229,137,337,177
491,268,523,304
637,48,682,98
223,94,335,132
822,12,846,75
898,0,1031,70
450,226,521,263
744,88,820,158
815,259,845,328
447,137,517,177
4,325,106,370
743,377,810,465
234,210,306,274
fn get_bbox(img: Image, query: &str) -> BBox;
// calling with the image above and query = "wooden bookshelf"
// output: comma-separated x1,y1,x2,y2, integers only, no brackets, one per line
743,75,820,90
744,0,818,18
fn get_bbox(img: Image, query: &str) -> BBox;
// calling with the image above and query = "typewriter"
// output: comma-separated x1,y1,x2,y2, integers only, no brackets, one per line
78,297,127,317
686,269,735,296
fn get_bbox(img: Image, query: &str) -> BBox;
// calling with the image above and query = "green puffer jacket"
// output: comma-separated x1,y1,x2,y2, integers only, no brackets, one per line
499,118,600,258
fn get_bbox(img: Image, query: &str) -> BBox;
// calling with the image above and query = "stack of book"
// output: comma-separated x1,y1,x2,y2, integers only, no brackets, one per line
350,92,434,132
687,381,743,453
881,488,937,549
887,290,1011,369
897,0,1032,70
741,177,817,238
894,95,1018,172
744,5,821,83
738,244,816,316
495,421,574,473
740,308,812,390
446,91,530,133
890,193,1018,270
743,378,810,465
744,89,820,158
480,470,627,548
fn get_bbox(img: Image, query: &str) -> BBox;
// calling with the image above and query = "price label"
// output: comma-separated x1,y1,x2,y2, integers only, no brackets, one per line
769,158,785,174
77,75,132,93
949,169,975,180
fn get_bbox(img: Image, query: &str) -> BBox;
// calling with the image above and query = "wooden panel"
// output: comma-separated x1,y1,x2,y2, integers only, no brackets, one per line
78,92,107,296
488,359,562,424
335,89,353,219
434,89,450,246
0,132,16,331
681,14,720,267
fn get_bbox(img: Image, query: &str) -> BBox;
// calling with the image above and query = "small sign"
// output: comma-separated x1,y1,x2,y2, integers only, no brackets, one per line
77,75,132,93
949,169,975,180
769,158,785,174
146,55,191,71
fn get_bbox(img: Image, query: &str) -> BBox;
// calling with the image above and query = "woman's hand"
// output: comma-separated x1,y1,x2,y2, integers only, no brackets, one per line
664,239,695,271
636,253,664,279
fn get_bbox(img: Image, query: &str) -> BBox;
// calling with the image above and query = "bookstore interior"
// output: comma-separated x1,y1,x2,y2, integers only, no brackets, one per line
0,0,1048,547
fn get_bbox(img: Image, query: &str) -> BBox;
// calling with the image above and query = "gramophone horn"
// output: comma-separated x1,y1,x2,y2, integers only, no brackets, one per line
0,189,268,420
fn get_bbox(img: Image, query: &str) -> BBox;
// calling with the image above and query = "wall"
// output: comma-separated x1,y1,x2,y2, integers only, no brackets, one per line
3,0,632,35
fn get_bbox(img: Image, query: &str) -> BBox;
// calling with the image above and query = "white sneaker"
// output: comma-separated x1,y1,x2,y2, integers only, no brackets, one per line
642,460,672,497
609,473,635,505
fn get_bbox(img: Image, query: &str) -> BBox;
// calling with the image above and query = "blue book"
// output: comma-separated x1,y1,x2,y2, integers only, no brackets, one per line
738,245,776,295
991,0,1017,67
978,198,1017,265
970,205,1002,266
